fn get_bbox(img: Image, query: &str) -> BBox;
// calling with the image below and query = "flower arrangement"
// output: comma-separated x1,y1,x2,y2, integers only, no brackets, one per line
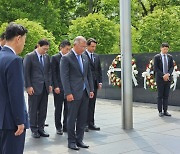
107,55,138,87
142,59,180,91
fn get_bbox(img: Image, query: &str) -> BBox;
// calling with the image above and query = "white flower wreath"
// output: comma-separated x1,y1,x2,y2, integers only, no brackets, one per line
107,54,138,87
142,59,180,91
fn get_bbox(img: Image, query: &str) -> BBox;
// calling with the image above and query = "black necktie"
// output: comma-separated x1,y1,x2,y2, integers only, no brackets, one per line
163,55,168,74
91,53,94,63
40,55,44,67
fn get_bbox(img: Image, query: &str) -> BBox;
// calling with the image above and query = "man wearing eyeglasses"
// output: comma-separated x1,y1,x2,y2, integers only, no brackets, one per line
23,39,52,138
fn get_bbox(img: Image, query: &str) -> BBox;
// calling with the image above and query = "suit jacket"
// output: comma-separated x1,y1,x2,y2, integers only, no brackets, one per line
0,47,29,129
154,53,174,83
23,50,51,95
84,51,102,88
51,52,63,91
60,50,94,100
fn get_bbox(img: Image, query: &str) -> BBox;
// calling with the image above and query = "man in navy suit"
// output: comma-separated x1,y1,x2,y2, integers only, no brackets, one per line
154,43,174,117
0,23,29,154
51,40,71,135
0,32,6,50
60,36,94,150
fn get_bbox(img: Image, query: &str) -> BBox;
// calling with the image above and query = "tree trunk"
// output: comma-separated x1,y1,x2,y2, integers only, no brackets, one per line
88,0,93,13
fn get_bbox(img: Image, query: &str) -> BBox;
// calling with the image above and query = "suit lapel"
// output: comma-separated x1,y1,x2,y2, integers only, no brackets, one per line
33,51,44,73
43,54,47,72
70,50,83,75
167,54,171,69
85,51,95,68
82,54,88,76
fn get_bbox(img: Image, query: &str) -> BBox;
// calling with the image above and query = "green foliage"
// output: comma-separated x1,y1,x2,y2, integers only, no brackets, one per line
69,13,119,54
0,0,65,42
131,27,140,53
110,25,139,54
137,7,180,52
0,19,58,57
0,0,179,54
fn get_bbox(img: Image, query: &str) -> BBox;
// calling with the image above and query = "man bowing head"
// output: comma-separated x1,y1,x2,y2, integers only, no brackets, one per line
0,23,29,154
60,36,94,150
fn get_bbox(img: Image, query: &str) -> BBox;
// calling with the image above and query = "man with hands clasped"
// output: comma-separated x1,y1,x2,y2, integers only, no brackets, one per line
24,39,52,138
83,38,102,132
60,36,94,150
51,40,71,135
154,43,174,117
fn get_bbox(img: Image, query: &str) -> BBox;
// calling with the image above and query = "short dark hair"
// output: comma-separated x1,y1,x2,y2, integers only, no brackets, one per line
161,43,169,48
0,32,6,40
87,38,97,46
38,39,50,47
5,22,28,40
59,40,71,49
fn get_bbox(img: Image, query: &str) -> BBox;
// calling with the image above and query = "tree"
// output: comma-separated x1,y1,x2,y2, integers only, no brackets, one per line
69,13,119,54
137,7,180,52
0,18,58,57
131,0,180,29
0,0,63,42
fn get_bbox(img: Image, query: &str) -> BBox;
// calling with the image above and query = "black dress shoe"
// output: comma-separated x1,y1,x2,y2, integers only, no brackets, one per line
84,126,89,132
89,125,100,131
76,142,89,148
164,111,171,116
68,143,80,150
159,112,164,117
56,129,63,135
38,130,49,137
31,132,40,138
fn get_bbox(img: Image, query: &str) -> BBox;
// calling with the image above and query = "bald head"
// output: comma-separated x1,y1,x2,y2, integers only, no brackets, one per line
73,36,87,55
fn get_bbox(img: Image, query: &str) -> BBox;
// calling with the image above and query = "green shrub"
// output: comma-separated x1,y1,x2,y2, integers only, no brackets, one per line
69,13,119,54
137,7,180,52
0,18,58,57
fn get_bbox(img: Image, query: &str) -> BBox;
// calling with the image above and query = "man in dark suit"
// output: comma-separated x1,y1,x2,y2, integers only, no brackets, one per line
60,36,94,150
23,39,52,138
51,40,71,135
83,38,102,132
0,23,29,154
0,32,6,50
154,43,174,117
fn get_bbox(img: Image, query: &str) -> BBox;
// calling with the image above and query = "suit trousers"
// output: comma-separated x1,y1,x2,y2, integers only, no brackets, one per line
0,129,26,154
28,85,48,132
53,91,68,130
67,90,89,145
87,82,98,126
157,81,171,112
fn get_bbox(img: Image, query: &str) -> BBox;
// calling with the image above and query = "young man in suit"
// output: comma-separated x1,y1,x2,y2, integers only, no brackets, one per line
0,32,6,50
60,36,94,150
0,23,29,154
23,39,52,138
83,38,102,132
51,40,71,135
154,43,174,117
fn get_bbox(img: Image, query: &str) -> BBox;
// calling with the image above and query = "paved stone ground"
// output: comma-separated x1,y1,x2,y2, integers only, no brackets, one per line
24,93,180,154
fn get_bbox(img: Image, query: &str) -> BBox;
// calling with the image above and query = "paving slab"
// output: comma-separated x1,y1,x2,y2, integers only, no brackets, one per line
24,94,180,154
